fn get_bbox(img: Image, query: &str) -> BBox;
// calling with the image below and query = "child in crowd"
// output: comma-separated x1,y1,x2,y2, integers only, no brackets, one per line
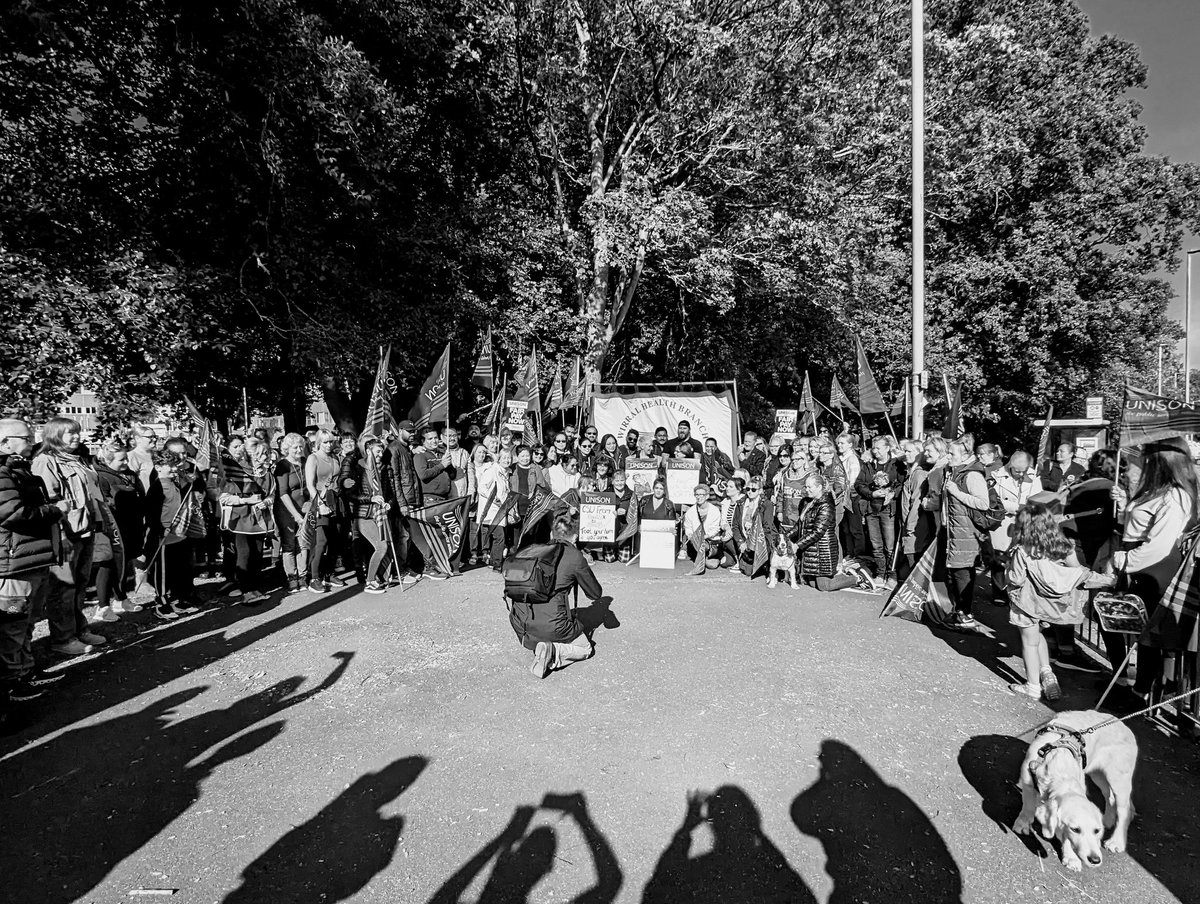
1004,502,1113,700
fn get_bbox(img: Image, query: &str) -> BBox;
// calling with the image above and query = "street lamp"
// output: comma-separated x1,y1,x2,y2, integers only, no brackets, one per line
1186,248,1200,404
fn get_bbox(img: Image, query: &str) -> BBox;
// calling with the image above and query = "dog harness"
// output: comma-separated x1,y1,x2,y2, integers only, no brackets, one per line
1034,723,1089,771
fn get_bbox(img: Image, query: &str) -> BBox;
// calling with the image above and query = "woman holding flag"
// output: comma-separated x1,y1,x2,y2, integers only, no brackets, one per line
342,435,395,593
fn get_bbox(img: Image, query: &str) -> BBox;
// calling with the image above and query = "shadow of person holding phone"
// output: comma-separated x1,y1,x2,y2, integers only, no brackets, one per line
428,791,621,904
642,786,816,904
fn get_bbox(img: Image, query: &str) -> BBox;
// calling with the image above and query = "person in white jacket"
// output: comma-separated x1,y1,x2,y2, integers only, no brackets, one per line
987,451,1043,604
683,484,725,575
476,450,514,571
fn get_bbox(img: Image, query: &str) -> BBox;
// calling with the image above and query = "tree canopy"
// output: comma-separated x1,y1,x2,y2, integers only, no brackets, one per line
2,0,1196,444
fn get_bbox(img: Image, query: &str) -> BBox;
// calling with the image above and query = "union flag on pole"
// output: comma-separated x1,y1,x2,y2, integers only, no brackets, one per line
546,359,564,414
184,395,221,480
517,484,560,547
799,371,816,433
409,342,451,430
409,496,469,576
855,335,886,415
829,374,858,415
472,328,494,392
1034,403,1055,472
364,345,398,438
943,378,964,438
880,541,953,625
562,355,583,408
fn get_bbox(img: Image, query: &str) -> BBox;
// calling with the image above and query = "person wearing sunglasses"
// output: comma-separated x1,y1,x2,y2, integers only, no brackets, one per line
576,437,598,479
547,433,570,466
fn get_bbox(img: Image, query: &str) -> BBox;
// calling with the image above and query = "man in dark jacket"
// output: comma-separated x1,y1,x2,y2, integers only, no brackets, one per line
663,420,700,458
508,510,603,679
736,431,767,477
388,420,422,581
0,419,69,706
413,427,452,502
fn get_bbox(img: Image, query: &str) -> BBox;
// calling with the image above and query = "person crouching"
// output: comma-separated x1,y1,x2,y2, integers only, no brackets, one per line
508,511,603,679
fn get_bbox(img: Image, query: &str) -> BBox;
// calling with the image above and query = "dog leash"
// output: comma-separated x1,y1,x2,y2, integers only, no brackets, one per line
1016,684,1200,740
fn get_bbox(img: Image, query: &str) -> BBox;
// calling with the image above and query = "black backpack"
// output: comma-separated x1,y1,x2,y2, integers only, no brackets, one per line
965,473,1006,533
502,543,565,604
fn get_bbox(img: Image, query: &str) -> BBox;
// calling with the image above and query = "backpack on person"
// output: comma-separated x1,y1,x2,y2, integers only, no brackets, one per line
966,473,1006,533
502,543,565,604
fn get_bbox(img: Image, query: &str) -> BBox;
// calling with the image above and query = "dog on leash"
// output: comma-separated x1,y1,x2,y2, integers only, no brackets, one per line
1013,710,1138,871
766,532,798,590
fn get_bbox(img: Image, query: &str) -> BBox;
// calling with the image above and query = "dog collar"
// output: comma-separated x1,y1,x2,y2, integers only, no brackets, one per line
1035,723,1088,771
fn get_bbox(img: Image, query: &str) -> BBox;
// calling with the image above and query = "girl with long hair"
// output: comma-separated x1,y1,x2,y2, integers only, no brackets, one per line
1005,502,1112,700
342,435,394,593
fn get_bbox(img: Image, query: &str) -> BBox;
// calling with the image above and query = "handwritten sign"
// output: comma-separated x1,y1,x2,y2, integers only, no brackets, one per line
665,458,701,506
504,400,527,433
579,490,616,543
625,458,659,498
775,409,798,440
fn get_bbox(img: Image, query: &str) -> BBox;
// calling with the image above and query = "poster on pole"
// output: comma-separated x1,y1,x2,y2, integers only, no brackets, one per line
504,400,528,434
665,458,701,506
775,409,798,440
579,491,616,543
625,458,660,498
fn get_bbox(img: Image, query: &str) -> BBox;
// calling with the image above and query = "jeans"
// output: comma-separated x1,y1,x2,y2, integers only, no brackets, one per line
154,540,195,603
0,570,48,680
356,519,391,584
811,573,857,592
48,535,94,644
487,523,509,570
864,511,896,579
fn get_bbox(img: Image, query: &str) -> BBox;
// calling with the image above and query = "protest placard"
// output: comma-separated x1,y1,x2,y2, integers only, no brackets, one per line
579,491,616,543
504,400,527,433
625,458,659,497
665,458,701,506
775,409,798,440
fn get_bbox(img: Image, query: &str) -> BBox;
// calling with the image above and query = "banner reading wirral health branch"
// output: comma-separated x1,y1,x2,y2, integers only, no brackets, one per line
589,387,740,457
1121,385,1200,447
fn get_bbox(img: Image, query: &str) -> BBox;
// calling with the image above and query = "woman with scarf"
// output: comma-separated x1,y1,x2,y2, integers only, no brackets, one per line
304,429,342,593
220,434,275,604
273,433,309,594
94,439,145,615
341,435,395,593
32,419,110,655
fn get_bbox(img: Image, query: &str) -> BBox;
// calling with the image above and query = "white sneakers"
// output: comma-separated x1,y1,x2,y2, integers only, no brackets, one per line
91,606,120,623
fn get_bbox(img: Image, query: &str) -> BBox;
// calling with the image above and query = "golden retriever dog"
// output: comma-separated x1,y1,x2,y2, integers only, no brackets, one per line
1013,710,1138,871
766,533,798,590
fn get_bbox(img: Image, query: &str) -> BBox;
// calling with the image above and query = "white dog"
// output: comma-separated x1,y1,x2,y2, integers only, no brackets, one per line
1013,710,1138,871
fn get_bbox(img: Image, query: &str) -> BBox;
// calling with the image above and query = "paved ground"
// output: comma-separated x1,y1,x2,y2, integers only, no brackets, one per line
2,559,1199,904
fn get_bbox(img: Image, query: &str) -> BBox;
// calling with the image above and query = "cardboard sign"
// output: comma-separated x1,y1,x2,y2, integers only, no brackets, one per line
639,519,677,569
579,490,616,543
665,458,701,506
625,458,660,498
504,400,528,433
775,409,798,440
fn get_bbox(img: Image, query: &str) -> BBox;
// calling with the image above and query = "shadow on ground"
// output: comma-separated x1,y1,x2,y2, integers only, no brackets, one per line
0,652,352,904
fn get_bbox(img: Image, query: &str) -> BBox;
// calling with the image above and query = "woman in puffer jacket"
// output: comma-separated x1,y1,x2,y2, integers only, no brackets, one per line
790,474,857,592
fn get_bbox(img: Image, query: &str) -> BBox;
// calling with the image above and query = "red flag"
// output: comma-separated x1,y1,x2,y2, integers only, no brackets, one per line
517,484,560,547
799,371,816,434
687,524,708,575
409,496,469,575
855,336,886,415
747,516,768,579
364,345,398,438
409,343,451,430
829,375,858,415
1118,385,1200,448
615,494,640,545
546,359,564,414
562,355,583,408
472,328,494,392
1034,404,1055,472
944,379,964,438
880,542,953,625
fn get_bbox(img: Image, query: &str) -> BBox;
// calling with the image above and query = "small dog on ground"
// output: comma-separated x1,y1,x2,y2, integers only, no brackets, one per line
1013,709,1138,871
766,533,798,590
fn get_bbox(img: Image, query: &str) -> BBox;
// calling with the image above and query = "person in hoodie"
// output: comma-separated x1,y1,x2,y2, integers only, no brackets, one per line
1004,502,1113,700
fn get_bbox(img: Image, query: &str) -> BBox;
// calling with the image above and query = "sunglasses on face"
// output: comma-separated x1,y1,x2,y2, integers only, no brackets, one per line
555,438,567,444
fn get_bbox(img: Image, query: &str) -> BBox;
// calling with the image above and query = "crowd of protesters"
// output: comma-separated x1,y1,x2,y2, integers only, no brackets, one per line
2,407,1195,701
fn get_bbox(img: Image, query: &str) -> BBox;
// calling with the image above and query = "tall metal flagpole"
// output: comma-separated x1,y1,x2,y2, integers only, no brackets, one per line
911,0,926,437
1187,249,1200,404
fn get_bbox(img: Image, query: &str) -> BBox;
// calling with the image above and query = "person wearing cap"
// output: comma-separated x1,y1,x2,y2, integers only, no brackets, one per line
663,420,700,458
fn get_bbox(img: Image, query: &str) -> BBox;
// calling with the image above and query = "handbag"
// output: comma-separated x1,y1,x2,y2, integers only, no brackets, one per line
92,532,114,564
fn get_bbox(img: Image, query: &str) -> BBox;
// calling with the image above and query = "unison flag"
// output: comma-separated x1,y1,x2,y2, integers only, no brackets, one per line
364,345,398,439
829,375,858,415
517,484,560,547
799,371,816,434
614,494,640,545
562,355,583,408
409,342,451,430
687,524,708,575
746,516,768,579
184,395,221,479
1034,404,1054,472
943,379,964,439
890,377,908,420
546,359,564,413
880,542,953,625
855,336,886,415
410,496,469,575
472,328,494,392
1119,385,1200,448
